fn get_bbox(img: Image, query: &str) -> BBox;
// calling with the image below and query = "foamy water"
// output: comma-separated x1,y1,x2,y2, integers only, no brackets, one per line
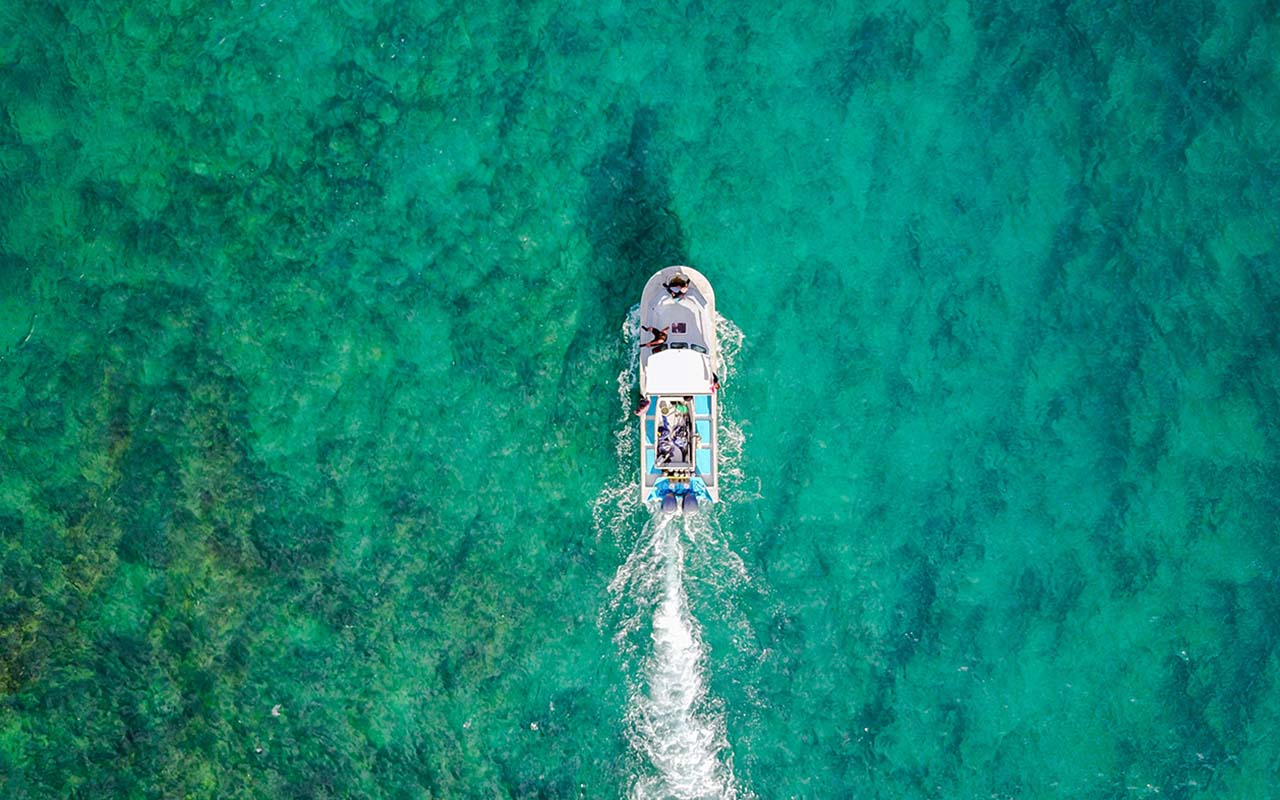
626,516,736,800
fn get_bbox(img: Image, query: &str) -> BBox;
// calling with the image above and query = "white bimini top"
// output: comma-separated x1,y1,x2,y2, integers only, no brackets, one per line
644,349,713,394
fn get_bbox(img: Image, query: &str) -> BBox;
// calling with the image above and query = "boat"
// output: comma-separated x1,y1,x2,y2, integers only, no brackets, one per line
637,266,722,514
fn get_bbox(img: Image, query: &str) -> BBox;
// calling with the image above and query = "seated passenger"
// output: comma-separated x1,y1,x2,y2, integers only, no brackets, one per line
640,325,669,349
657,436,675,465
664,273,690,298
672,426,689,452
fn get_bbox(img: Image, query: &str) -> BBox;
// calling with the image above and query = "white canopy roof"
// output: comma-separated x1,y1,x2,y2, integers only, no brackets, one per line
644,349,712,394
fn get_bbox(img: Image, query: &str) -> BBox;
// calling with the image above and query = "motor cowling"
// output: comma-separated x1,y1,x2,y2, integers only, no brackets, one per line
661,493,679,515
682,493,699,516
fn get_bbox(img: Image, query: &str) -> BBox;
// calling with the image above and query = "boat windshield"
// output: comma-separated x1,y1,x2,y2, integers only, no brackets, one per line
652,341,708,356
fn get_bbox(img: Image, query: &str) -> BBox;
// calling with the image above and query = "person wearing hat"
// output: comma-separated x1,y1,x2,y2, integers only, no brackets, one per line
663,273,690,299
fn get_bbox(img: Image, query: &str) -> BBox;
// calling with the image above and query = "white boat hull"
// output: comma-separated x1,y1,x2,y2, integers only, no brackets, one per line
637,266,722,508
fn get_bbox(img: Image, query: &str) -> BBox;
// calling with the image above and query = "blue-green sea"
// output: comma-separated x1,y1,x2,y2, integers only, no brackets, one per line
2,0,1279,797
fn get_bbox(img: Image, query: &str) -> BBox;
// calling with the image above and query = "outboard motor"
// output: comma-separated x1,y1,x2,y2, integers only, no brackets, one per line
661,492,679,515
682,493,699,516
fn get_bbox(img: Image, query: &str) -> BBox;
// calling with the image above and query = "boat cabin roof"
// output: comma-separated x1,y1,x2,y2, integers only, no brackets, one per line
644,349,713,394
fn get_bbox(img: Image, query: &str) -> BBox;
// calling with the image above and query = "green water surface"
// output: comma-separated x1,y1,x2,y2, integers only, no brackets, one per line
2,0,1278,797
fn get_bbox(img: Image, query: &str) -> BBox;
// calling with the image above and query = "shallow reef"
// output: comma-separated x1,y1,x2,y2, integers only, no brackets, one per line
1,0,1278,797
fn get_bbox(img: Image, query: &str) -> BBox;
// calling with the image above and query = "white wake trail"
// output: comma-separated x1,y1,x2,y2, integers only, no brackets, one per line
625,516,737,800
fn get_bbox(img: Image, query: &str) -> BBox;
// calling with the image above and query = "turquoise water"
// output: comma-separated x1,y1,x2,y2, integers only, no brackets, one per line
2,0,1279,796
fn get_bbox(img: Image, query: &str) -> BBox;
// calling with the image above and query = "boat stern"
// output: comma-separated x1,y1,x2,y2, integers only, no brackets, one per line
638,392,719,510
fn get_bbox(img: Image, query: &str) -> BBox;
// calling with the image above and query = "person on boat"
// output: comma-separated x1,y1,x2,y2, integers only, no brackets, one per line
640,325,669,349
657,425,686,465
634,396,650,416
711,373,722,393
656,416,673,464
664,273,690,298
